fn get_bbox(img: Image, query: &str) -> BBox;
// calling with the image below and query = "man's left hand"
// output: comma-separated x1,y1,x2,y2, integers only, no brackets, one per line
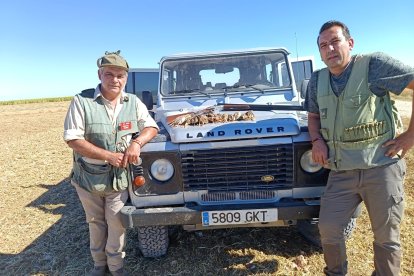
383,130,414,158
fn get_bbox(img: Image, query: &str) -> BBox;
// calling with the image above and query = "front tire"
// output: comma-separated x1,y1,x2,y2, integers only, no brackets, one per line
137,226,169,257
297,218,357,247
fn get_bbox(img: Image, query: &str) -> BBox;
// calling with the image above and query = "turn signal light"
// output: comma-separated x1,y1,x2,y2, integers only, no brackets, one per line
133,176,146,187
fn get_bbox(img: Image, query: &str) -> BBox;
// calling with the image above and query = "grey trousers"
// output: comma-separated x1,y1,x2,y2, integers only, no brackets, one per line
318,159,406,276
73,182,128,272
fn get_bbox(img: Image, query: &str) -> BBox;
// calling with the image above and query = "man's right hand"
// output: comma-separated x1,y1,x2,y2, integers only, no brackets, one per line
67,139,128,167
312,139,329,167
107,152,125,167
307,112,329,167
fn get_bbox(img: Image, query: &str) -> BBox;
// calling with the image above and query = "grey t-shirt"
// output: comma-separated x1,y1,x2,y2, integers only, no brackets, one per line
304,52,414,114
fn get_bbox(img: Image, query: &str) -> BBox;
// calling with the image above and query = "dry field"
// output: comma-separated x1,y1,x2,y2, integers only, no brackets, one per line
0,96,413,276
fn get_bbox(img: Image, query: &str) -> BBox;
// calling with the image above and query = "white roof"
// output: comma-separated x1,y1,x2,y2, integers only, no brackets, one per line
160,47,290,62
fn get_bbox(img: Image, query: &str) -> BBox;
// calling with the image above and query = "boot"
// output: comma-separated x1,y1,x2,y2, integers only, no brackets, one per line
110,268,129,276
88,265,108,276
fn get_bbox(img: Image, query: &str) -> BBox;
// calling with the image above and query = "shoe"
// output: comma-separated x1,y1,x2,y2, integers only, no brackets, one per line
110,268,128,276
88,265,108,276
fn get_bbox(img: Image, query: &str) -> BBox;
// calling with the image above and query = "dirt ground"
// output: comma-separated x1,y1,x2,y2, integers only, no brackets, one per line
0,99,413,275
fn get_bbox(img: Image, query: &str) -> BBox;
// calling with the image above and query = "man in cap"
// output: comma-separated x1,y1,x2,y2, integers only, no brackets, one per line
64,51,159,275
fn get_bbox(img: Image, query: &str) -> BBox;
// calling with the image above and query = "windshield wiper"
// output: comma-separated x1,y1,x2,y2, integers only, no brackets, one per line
170,89,211,98
217,103,304,111
222,83,264,93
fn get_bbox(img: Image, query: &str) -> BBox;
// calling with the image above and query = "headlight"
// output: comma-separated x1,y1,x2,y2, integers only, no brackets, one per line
300,150,322,173
150,159,174,181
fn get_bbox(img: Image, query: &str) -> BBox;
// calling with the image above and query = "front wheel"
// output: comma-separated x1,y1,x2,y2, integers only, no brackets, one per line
137,226,169,257
297,218,357,247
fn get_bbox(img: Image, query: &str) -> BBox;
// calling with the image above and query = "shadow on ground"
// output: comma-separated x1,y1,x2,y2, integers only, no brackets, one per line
0,179,90,276
0,180,322,275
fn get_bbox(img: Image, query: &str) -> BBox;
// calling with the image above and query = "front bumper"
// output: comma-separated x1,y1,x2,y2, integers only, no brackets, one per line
120,203,320,228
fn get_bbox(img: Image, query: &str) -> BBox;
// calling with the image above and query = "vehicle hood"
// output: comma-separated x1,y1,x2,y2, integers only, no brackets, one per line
160,109,301,143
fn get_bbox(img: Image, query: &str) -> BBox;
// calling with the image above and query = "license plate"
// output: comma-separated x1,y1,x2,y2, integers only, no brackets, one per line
202,208,278,226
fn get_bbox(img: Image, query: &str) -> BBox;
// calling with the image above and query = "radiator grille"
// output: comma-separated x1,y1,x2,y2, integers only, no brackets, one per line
182,144,294,191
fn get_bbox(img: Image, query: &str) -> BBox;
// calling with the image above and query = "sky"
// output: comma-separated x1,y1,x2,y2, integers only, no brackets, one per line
1,0,413,101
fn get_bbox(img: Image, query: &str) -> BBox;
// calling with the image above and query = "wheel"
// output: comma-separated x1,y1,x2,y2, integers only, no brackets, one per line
297,218,357,247
343,217,357,239
137,226,169,257
297,218,322,247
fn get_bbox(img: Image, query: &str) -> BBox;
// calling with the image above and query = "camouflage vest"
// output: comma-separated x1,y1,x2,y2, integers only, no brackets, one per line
71,89,139,193
316,55,401,171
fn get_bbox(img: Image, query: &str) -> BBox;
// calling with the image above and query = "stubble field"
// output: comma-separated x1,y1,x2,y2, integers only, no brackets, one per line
0,96,413,276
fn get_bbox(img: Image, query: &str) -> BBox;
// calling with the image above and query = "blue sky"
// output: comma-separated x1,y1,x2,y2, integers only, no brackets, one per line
1,0,413,101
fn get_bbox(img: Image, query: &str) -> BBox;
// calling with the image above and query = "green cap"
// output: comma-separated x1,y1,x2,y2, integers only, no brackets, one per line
97,50,129,71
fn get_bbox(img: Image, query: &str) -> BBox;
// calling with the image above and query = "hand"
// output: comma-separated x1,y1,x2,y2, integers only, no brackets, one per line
107,152,125,167
383,130,414,158
312,139,329,166
121,142,141,167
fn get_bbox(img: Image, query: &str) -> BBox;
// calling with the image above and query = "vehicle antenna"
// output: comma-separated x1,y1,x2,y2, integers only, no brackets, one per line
295,32,299,61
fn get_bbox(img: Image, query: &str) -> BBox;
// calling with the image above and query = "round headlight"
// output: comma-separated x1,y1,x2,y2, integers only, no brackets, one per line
150,159,174,181
300,150,322,173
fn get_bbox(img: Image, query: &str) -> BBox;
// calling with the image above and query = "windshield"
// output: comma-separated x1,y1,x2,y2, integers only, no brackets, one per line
160,50,293,96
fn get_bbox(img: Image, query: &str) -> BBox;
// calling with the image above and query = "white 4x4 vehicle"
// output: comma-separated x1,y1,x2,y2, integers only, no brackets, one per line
121,47,359,257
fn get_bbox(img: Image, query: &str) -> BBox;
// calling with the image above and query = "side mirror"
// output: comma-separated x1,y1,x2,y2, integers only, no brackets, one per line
142,91,153,110
141,91,155,118
300,79,310,99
